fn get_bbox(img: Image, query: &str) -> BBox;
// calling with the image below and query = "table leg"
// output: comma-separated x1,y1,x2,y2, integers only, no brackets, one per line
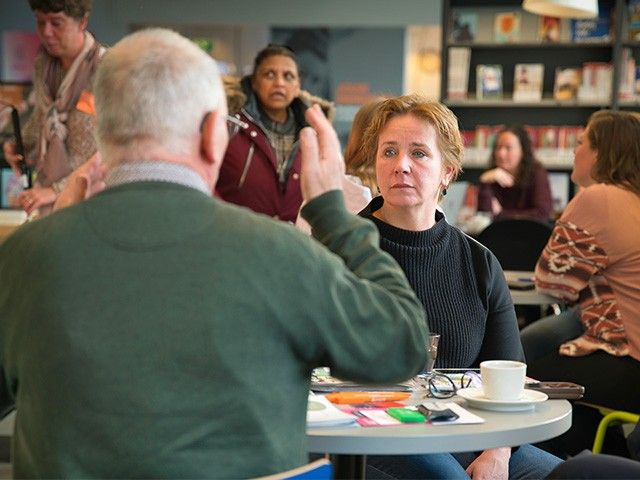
330,454,367,479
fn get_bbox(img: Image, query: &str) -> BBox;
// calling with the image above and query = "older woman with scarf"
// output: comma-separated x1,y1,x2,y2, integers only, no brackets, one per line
2,0,105,216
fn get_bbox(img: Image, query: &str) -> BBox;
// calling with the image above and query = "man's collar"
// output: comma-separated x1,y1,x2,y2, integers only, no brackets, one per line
105,161,211,195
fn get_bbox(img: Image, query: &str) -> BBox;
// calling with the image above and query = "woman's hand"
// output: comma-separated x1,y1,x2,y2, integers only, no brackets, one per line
465,447,510,480
53,153,106,211
480,168,515,188
491,197,503,216
2,140,24,177
18,186,56,215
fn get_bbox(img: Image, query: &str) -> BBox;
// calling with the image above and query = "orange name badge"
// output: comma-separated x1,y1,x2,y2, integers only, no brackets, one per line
76,90,96,115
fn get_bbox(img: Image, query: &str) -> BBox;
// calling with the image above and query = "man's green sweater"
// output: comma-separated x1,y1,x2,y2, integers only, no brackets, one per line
0,181,427,478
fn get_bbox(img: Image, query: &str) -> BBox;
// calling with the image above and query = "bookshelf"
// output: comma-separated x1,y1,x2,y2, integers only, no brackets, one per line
441,0,634,178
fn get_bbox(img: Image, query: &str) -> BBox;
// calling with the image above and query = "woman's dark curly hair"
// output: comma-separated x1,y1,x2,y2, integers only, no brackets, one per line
29,0,91,20
488,124,540,188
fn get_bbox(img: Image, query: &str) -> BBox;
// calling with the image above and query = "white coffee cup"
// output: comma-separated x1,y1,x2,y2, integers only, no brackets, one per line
480,360,527,401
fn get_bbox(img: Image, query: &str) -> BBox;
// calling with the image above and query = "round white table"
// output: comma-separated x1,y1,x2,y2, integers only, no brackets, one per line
307,398,572,478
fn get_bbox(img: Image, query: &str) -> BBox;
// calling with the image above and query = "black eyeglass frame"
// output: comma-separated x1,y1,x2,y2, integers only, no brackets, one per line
419,370,482,399
199,111,249,138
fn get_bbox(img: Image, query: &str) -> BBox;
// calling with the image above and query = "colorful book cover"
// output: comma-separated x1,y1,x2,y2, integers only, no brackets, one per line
538,126,559,149
476,64,503,100
447,47,471,99
629,0,640,41
578,62,612,102
494,12,521,44
571,8,612,43
538,16,561,43
513,64,544,102
553,67,581,101
557,126,584,150
1,168,22,209
450,12,478,42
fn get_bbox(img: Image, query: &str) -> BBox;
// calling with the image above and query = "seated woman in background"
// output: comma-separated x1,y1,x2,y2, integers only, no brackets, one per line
521,110,640,458
477,125,553,220
343,96,387,193
358,95,562,479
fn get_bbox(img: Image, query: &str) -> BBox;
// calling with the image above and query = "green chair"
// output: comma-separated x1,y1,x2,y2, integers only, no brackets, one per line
592,410,640,454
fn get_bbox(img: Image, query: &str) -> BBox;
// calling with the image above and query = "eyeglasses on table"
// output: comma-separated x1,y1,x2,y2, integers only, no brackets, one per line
413,370,482,399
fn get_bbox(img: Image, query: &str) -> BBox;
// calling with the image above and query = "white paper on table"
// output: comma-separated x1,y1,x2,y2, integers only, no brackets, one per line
306,394,358,427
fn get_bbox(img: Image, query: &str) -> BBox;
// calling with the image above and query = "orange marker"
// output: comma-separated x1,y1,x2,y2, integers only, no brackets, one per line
325,391,411,404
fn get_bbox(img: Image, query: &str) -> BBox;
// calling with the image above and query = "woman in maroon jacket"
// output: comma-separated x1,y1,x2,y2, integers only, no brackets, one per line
477,125,553,220
217,44,333,222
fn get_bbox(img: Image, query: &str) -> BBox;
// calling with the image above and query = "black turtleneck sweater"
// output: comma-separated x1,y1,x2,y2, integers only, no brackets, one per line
360,196,524,368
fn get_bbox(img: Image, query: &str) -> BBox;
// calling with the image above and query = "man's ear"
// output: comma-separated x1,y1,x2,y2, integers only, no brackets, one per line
200,110,224,168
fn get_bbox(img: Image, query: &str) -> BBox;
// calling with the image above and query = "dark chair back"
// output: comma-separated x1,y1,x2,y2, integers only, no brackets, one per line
476,218,553,271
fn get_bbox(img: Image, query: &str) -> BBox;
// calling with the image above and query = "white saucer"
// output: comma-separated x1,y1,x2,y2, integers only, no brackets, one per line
457,388,548,412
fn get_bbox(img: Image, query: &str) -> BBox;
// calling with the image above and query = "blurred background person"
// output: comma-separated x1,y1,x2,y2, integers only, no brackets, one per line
477,125,553,220
217,44,333,223
294,98,383,233
344,96,387,193
357,95,561,480
2,0,105,216
521,110,640,458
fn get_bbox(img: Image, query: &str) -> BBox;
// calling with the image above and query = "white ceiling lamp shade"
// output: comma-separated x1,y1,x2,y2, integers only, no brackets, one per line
522,0,599,19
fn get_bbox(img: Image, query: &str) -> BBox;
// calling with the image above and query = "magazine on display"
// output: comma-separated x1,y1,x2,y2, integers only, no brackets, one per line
513,64,544,102
553,67,581,101
450,11,477,43
538,16,561,43
494,12,521,43
476,64,503,100
447,47,471,99
571,8,612,43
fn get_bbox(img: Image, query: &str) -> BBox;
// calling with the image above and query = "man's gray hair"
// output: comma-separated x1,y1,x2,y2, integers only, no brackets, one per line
94,28,223,162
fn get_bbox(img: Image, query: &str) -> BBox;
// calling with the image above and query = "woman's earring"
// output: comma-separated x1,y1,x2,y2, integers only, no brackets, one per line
442,187,448,196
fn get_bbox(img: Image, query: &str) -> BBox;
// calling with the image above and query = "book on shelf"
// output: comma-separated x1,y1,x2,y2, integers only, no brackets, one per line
460,130,475,148
538,126,559,149
464,124,583,170
447,47,470,99
635,66,640,99
474,124,503,149
513,64,544,102
450,11,477,43
578,62,612,102
570,8,612,43
524,126,539,149
619,48,636,101
494,12,521,43
557,126,584,150
629,0,640,41
553,67,581,101
476,64,503,100
538,16,561,43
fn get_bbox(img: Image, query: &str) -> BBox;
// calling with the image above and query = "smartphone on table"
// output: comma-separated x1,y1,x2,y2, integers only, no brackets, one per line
525,381,585,399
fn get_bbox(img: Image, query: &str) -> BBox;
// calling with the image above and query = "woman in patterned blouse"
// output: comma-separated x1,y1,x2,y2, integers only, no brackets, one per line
521,110,640,458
